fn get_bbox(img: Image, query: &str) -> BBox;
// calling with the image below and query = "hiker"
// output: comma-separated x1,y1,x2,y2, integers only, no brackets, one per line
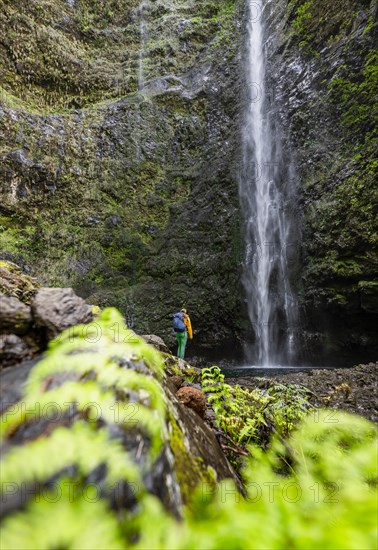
173,308,193,359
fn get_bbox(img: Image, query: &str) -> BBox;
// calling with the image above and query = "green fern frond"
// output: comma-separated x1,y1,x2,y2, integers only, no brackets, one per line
27,353,166,417
0,483,125,550
1,381,164,460
49,308,163,378
1,421,141,489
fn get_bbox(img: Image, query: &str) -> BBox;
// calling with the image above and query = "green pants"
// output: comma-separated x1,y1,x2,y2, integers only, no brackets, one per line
176,331,188,359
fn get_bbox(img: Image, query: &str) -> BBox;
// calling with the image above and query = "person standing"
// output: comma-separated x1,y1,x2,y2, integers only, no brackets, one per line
173,308,193,359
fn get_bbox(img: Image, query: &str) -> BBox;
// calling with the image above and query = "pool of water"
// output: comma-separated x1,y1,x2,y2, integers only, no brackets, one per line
222,365,340,378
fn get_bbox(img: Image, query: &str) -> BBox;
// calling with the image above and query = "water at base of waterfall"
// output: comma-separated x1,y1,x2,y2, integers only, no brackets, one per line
222,365,339,378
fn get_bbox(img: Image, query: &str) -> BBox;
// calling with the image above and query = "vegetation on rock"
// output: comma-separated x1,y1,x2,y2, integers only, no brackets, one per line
202,366,313,457
0,0,244,353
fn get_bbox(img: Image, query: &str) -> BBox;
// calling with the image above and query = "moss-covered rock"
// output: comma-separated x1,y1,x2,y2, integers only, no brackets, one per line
0,261,40,303
0,0,245,356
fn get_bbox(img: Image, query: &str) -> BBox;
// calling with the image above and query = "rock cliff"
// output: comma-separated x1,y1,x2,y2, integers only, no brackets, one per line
0,0,245,357
0,0,377,363
263,0,378,363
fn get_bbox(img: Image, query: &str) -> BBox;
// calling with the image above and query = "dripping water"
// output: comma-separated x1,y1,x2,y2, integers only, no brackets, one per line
138,1,149,92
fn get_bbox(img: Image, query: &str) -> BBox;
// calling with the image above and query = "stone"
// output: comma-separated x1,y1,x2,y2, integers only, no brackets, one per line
175,386,207,418
0,293,32,334
31,288,93,338
163,354,202,383
168,375,184,391
141,334,171,354
0,333,30,366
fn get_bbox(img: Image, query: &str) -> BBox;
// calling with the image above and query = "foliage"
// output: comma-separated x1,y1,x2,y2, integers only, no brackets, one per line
0,485,125,550
202,366,314,447
3,410,375,549
1,421,141,490
1,320,376,549
140,410,377,550
0,308,167,534
291,1,315,52
0,308,166,457
289,0,373,57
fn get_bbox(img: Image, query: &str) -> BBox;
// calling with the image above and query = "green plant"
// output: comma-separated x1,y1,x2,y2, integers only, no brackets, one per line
0,307,167,515
1,338,377,549
133,410,378,550
329,51,378,142
202,367,314,448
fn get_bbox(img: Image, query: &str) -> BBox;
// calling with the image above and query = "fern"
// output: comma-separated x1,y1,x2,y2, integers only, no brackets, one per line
0,307,169,539
1,421,141,489
49,307,164,378
0,484,125,550
202,368,313,448
27,354,166,419
1,309,376,550
1,381,164,460
133,411,378,550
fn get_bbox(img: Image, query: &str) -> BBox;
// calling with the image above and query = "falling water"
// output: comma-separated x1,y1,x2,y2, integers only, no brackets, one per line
135,2,149,160
240,0,299,366
138,2,149,92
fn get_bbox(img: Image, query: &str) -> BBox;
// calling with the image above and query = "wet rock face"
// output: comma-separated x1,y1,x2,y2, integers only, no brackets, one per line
0,0,246,356
264,0,378,362
1,0,374,363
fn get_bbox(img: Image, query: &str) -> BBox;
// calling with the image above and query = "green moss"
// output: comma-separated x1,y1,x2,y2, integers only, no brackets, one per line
291,1,314,50
0,259,40,302
329,50,378,142
168,413,217,507
289,0,366,57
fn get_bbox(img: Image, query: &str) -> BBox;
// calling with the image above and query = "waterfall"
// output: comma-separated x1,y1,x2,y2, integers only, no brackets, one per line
138,2,149,92
135,2,149,160
240,0,299,366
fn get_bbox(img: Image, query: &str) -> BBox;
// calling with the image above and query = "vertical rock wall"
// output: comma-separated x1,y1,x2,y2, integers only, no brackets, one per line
0,0,246,355
264,0,378,364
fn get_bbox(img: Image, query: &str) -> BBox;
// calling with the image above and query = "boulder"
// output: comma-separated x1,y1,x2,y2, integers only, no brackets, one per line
168,375,184,391
176,386,207,418
31,288,93,338
163,354,202,383
141,334,172,354
0,293,32,334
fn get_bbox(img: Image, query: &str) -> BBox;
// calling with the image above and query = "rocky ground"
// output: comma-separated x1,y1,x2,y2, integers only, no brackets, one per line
226,363,378,423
